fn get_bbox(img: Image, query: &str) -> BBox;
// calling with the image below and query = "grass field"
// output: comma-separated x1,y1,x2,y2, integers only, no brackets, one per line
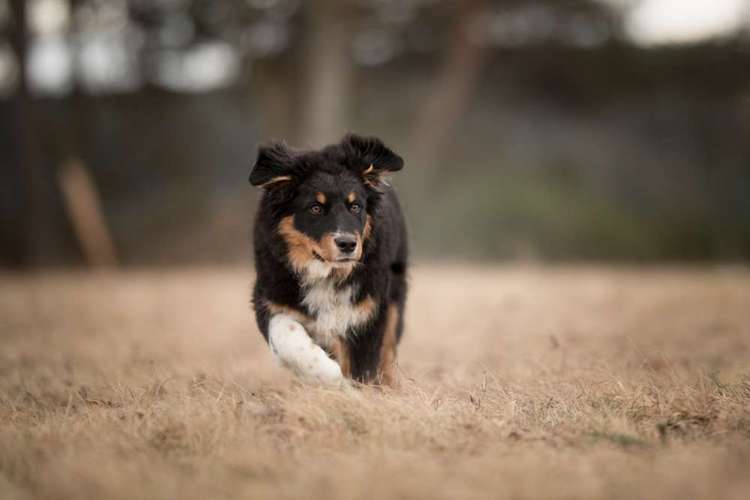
1,264,749,499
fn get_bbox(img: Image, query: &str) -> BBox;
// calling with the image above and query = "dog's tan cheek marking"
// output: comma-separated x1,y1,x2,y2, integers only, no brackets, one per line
348,233,364,263
319,232,338,261
341,215,369,264
278,215,323,272
316,192,327,204
378,304,399,387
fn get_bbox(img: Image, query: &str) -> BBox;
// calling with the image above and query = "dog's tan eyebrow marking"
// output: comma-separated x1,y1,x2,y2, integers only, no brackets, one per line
278,215,326,273
363,164,374,175
316,192,327,204
347,192,356,203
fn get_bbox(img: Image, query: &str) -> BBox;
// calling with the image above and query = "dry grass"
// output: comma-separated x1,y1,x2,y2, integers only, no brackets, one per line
1,264,750,500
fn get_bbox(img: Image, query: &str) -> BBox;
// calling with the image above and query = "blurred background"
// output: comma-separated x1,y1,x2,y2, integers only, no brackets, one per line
1,0,749,268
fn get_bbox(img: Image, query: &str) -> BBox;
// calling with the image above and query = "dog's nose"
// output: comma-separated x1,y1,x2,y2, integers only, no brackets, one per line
335,236,357,254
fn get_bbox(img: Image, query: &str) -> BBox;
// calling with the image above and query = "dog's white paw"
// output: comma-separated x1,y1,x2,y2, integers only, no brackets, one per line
268,314,345,386
303,352,344,385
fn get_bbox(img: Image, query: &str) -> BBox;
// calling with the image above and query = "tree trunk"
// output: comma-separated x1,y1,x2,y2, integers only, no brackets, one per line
299,0,355,147
409,0,487,171
7,0,38,267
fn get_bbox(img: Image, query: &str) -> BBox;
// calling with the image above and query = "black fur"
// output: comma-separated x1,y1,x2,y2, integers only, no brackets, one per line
250,134,408,383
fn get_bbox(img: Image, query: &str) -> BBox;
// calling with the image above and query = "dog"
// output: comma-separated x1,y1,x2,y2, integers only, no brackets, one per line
249,134,408,386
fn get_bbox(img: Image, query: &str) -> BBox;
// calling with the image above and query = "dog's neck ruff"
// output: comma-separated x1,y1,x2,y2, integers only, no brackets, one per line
295,260,374,347
299,259,349,282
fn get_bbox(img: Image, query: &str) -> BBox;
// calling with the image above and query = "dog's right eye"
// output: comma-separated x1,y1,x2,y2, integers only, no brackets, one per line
309,203,324,215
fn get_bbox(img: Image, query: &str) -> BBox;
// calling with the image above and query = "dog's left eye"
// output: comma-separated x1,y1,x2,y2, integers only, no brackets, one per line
309,204,324,215
349,203,361,214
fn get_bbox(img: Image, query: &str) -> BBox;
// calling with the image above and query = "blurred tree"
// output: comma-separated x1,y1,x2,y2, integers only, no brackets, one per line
299,0,356,146
410,0,487,172
6,0,40,266
1,0,749,266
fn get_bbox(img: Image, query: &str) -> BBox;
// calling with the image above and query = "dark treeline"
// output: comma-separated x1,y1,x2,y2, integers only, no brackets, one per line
1,0,749,266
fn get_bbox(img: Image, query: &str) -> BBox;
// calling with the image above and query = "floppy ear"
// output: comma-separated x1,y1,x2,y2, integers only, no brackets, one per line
249,143,297,188
341,134,403,188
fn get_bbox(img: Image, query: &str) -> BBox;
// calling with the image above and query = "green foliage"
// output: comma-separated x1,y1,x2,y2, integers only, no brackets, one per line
408,167,749,261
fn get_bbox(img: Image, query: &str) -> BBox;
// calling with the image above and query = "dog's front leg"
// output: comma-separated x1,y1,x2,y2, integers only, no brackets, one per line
268,314,344,385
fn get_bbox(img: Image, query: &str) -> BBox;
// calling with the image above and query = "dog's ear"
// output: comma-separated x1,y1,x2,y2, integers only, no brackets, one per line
341,134,403,188
249,142,297,188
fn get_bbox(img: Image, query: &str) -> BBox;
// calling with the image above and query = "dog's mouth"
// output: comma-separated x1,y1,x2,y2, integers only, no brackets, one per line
313,252,358,265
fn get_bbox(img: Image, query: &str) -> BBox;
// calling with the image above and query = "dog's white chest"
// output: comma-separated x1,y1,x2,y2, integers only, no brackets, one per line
302,282,365,345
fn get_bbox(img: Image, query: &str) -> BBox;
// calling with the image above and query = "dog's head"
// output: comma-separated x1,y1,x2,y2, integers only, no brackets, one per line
250,134,403,278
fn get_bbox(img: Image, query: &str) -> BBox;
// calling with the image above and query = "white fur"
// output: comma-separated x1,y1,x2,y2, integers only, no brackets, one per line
265,247,371,385
268,314,343,385
301,279,376,346
301,259,336,281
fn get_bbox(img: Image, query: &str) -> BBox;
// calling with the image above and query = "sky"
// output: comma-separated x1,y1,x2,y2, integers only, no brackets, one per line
12,0,750,45
623,0,749,45
1,0,749,96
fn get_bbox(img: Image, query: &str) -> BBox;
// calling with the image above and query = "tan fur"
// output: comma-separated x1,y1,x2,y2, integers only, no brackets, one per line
361,164,392,190
278,216,363,278
315,192,327,204
347,192,356,203
319,232,340,260
378,303,399,387
347,231,364,263
330,265,356,281
259,175,293,188
356,295,377,318
363,215,372,241
278,216,332,272
330,338,351,378
266,301,312,327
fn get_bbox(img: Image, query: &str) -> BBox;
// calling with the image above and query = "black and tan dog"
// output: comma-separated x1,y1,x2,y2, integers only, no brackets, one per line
249,134,408,386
